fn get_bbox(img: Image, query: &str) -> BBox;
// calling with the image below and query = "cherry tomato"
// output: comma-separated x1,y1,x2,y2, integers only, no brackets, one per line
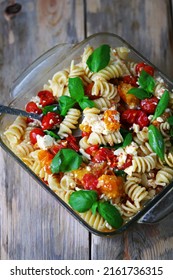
84,82,100,100
140,96,159,114
25,101,42,114
123,75,138,87
29,128,45,145
37,90,55,106
66,134,79,152
41,112,62,130
136,111,150,128
82,131,90,137
50,143,66,155
121,109,139,124
93,148,115,164
82,173,99,191
85,145,99,156
136,62,154,76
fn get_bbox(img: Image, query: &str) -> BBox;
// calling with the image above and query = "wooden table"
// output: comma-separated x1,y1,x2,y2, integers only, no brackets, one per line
1,0,173,260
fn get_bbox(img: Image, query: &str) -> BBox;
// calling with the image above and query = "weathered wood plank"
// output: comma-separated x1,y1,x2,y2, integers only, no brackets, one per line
86,0,173,259
0,0,89,260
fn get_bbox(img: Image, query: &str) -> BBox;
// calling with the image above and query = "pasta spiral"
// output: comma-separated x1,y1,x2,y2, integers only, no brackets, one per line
58,108,81,138
128,153,157,174
155,166,173,185
124,176,148,208
88,131,123,146
91,79,118,100
4,116,27,144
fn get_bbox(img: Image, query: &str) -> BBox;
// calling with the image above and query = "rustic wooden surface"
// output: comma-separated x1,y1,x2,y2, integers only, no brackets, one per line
0,0,173,260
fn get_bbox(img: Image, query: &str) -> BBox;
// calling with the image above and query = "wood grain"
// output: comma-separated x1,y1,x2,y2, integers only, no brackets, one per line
0,0,89,260
86,0,173,260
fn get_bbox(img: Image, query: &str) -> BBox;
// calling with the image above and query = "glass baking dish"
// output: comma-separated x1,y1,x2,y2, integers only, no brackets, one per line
1,32,173,236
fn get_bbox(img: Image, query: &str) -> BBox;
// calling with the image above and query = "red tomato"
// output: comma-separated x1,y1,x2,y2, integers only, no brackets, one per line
136,62,154,76
84,82,100,100
25,101,42,114
140,97,159,114
66,134,79,152
121,109,139,124
41,112,62,130
83,173,99,191
85,145,99,156
29,128,45,145
82,131,90,137
93,148,115,163
123,75,138,87
136,111,150,128
37,90,55,106
50,143,66,155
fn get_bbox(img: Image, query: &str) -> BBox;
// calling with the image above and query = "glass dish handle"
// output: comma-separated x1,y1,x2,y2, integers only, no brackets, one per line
138,185,173,224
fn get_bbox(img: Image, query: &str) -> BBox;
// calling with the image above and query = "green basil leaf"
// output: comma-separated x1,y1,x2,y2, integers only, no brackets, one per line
114,170,126,177
138,70,155,93
78,96,95,110
86,44,110,72
44,130,60,140
170,127,173,137
122,133,132,148
128,88,152,99
148,125,164,160
91,201,99,215
68,77,84,102
152,90,170,121
50,148,82,173
98,201,123,229
42,104,60,115
69,190,98,213
167,116,173,126
59,96,76,116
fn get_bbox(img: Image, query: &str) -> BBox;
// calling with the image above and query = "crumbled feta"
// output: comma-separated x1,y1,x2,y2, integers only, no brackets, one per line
30,96,40,106
36,135,55,150
148,115,154,121
156,117,163,123
125,142,138,155
132,123,140,133
124,165,133,176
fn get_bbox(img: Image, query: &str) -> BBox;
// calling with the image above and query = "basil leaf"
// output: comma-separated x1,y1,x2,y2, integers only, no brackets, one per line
42,104,60,115
86,44,110,72
138,70,155,93
91,201,99,215
170,127,173,137
167,116,173,125
128,88,152,99
114,170,126,177
98,201,123,228
59,96,76,116
68,77,84,102
78,96,95,110
148,125,164,160
152,90,170,121
122,133,132,148
69,190,98,212
51,148,82,173
44,130,60,140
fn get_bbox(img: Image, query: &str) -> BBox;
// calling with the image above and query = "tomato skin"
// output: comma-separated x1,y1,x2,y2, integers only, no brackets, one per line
121,109,149,128
84,82,100,100
25,101,42,114
136,111,149,128
140,97,159,114
82,131,90,137
50,142,67,155
85,145,99,156
136,62,154,76
92,147,117,167
121,109,139,124
66,134,79,152
41,112,62,130
30,128,45,145
82,173,99,191
123,75,138,87
37,90,55,106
